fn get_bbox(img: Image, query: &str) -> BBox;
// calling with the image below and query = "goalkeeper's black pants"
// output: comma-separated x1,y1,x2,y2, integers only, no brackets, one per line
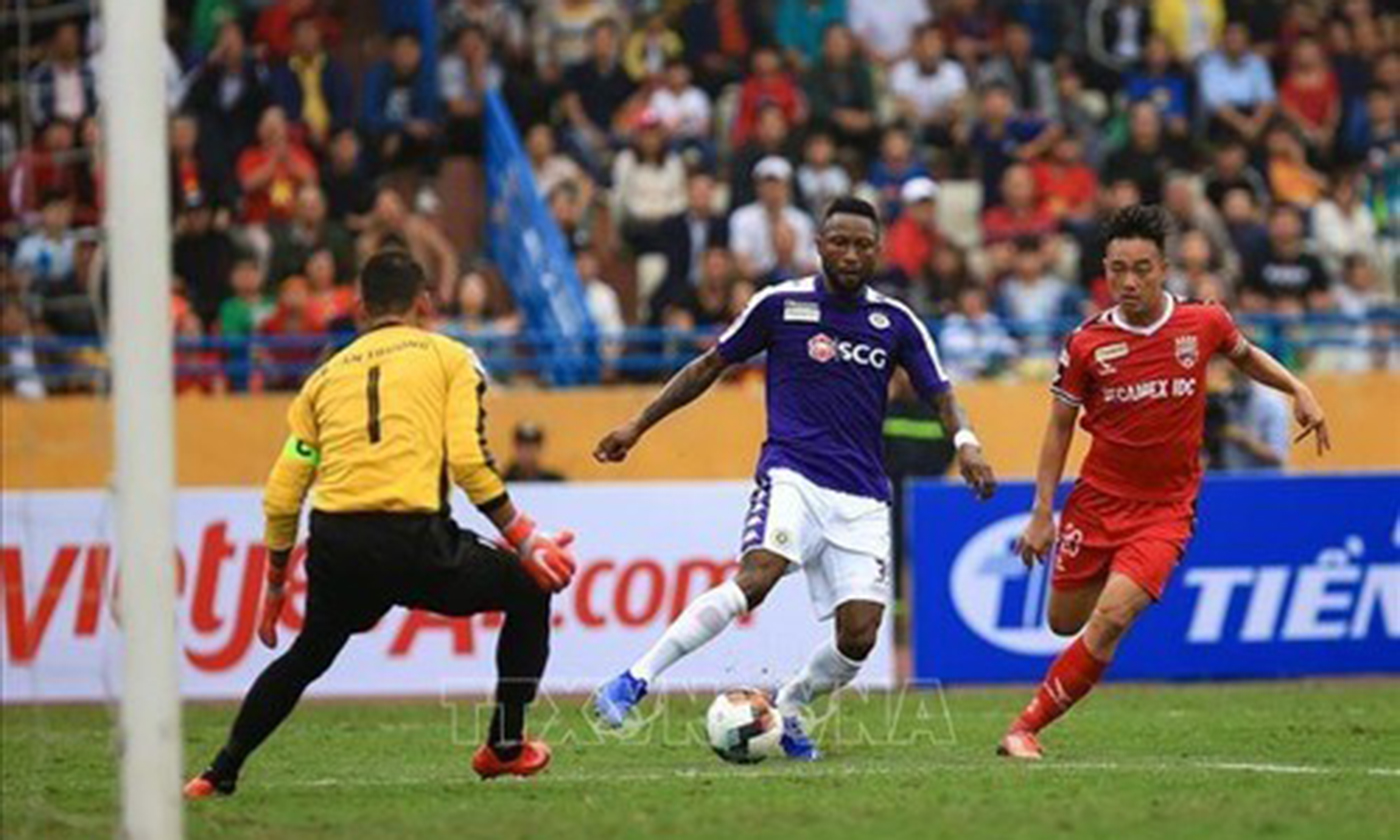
212,511,552,779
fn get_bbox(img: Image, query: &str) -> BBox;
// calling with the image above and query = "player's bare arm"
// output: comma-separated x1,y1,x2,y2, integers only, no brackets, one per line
594,348,730,463
929,389,997,500
1228,343,1331,455
1016,399,1079,568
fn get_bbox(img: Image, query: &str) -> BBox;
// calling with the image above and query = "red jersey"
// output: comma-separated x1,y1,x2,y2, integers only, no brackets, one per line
1052,296,1249,503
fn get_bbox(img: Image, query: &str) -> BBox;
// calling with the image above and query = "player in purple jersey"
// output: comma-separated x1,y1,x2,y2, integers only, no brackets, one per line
591,197,997,759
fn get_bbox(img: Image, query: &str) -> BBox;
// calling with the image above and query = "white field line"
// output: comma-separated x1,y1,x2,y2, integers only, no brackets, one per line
284,759,1400,790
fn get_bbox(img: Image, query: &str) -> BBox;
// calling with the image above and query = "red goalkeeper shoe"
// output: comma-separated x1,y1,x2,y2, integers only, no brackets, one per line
183,771,236,799
472,740,552,780
997,729,1045,761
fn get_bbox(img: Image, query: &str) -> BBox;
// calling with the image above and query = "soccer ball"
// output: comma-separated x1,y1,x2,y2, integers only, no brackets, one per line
705,688,783,764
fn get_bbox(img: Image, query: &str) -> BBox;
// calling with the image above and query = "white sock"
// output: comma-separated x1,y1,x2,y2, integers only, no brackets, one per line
631,580,748,684
775,640,864,718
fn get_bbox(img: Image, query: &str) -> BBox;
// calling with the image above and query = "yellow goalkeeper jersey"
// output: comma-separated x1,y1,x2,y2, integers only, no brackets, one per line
261,323,507,549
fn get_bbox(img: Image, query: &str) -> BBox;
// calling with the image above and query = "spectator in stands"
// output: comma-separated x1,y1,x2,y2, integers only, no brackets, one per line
623,12,683,83
796,131,852,217
849,0,933,66
912,241,972,316
1203,139,1270,211
270,14,353,150
1241,204,1333,313
1211,358,1291,471
183,21,271,185
730,104,799,210
1083,0,1151,90
1102,101,1190,206
548,181,598,253
170,114,232,219
577,250,625,370
257,274,328,390
440,268,520,337
1333,254,1392,321
1356,83,1396,172
1198,22,1277,144
27,23,96,128
0,295,46,400
997,237,1079,349
611,112,687,255
268,185,354,285
14,192,77,292
865,126,931,222
255,0,341,60
1312,170,1379,274
731,47,807,150
1050,59,1108,165
1167,229,1231,301
775,0,847,70
678,0,769,94
963,82,1058,208
237,106,319,233
804,23,878,158
526,124,594,207
939,284,1018,381
1161,172,1234,275
889,24,969,150
979,21,1059,121
173,194,238,329
940,0,1002,70
1279,36,1342,158
305,247,356,333
440,23,504,160
6,121,82,226
218,254,273,345
655,171,729,304
173,292,225,396
320,128,376,229
1220,186,1271,271
356,187,460,306
1031,132,1098,231
561,18,637,180
729,156,819,284
1265,123,1327,208
885,178,942,284
504,422,567,482
981,164,1058,278
360,29,442,178
439,0,529,66
662,247,737,330
1124,34,1193,139
647,58,713,161
533,0,622,77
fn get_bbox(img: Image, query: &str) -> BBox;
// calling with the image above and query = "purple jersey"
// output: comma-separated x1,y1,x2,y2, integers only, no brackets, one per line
716,275,951,502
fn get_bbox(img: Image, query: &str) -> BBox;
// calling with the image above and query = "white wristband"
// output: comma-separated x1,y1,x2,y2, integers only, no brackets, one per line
953,430,981,450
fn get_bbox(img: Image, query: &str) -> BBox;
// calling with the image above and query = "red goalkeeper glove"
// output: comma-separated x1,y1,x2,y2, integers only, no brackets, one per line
257,563,288,648
503,513,577,593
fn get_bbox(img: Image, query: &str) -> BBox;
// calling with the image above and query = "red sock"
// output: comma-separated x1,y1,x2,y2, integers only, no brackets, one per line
1013,637,1109,734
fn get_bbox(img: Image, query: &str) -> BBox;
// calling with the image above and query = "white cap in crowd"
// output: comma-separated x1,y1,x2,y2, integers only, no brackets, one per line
901,177,939,205
753,156,794,183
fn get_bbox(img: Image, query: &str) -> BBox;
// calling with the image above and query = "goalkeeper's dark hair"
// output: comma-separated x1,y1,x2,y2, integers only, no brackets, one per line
360,249,427,316
1101,204,1171,256
823,196,881,232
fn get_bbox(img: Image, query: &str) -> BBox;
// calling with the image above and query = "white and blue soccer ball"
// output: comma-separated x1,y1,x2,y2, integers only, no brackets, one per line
705,688,783,764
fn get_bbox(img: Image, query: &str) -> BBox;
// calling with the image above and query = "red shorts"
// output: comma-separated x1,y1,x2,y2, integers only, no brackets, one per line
1051,481,1196,600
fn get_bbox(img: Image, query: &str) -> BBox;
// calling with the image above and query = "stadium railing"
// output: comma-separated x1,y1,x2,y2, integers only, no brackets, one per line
2,311,1397,390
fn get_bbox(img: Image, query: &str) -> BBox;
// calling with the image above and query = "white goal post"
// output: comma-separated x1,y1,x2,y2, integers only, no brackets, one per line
103,0,182,836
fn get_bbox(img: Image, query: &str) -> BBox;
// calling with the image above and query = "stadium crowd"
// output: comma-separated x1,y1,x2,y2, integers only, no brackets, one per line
0,0,1396,397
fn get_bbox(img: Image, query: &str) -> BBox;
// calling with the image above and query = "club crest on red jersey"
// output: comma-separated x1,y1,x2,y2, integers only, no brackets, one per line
1175,335,1199,369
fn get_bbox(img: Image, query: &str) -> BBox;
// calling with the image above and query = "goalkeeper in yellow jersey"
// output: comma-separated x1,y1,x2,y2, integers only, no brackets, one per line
185,251,577,796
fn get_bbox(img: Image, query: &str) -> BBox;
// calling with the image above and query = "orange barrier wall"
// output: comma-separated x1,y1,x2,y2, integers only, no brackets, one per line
3,374,1397,489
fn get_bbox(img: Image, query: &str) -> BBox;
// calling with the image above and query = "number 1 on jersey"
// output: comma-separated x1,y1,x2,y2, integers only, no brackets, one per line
367,365,382,443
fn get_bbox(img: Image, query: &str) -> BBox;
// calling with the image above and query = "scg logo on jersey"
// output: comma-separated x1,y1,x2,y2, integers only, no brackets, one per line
948,513,1065,656
807,333,888,369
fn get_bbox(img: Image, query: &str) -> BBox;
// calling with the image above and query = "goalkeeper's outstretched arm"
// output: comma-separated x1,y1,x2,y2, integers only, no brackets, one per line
594,349,730,463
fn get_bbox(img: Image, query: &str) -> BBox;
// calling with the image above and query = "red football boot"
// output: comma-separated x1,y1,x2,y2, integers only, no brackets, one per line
472,740,552,779
183,771,236,799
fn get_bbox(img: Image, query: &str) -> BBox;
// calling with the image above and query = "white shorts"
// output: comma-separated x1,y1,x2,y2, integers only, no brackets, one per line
739,467,892,620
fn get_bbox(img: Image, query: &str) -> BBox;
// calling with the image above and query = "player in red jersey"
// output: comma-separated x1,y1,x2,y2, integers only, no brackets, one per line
998,206,1330,760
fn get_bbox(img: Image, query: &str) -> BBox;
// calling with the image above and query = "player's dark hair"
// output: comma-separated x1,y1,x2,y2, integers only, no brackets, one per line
823,196,881,231
360,249,426,316
1101,205,1170,256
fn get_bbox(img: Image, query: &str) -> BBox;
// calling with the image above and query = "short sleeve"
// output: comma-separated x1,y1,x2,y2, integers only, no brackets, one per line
1209,304,1249,360
893,305,951,398
1050,333,1090,407
716,290,777,364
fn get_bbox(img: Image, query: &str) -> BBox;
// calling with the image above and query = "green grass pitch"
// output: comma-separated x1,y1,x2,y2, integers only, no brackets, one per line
3,680,1397,839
